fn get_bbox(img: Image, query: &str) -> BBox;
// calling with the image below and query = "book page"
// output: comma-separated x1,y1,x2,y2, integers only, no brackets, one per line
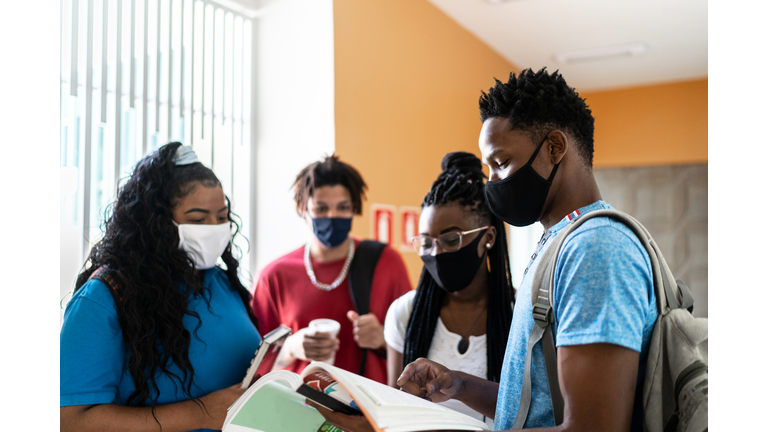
304,362,491,431
307,363,451,410
225,381,342,432
227,370,303,422
302,369,356,407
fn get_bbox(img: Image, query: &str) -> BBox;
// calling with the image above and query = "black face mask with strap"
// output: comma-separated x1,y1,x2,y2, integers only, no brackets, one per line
484,135,560,227
420,229,488,293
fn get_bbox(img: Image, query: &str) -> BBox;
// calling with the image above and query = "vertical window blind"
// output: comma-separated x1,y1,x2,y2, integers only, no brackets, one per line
60,0,254,296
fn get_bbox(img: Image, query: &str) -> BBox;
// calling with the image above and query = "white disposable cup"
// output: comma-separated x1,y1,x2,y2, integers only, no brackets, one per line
308,319,341,365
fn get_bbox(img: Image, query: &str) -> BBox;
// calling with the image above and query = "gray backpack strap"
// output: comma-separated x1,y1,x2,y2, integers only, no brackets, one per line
513,226,566,428
516,208,691,428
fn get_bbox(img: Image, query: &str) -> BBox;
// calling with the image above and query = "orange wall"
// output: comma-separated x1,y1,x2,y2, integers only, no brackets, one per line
584,79,708,167
333,0,708,287
333,0,518,288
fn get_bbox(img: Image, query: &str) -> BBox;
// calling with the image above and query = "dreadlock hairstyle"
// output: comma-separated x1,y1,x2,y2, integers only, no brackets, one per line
292,154,368,216
402,152,514,383
75,142,258,417
479,67,596,169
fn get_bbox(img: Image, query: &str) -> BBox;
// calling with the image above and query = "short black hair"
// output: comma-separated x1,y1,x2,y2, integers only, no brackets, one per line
479,68,595,168
292,154,368,216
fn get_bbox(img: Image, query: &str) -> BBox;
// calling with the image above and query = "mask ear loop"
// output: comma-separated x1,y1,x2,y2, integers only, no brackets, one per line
545,160,561,185
525,134,550,166
530,134,561,186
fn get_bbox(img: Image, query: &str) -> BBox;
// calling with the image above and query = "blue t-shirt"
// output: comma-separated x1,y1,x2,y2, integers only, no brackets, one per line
494,201,658,431
60,267,262,432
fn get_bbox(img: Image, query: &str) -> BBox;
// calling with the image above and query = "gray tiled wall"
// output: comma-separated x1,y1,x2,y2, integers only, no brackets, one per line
593,164,708,318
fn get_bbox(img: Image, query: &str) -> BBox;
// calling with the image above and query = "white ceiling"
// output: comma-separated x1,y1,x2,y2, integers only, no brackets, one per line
426,0,708,91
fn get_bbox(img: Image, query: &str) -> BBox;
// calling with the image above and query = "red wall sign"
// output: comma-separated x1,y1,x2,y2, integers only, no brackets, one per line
399,206,420,252
370,204,396,245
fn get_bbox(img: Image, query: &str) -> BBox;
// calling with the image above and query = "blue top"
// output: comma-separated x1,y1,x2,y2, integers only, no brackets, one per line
494,201,658,431
60,267,261,432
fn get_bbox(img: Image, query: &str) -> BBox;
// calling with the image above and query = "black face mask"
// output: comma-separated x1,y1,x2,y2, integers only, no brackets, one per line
312,217,352,248
484,135,560,227
421,229,487,293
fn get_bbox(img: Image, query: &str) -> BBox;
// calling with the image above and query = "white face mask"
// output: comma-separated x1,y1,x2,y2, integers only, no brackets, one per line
174,222,232,269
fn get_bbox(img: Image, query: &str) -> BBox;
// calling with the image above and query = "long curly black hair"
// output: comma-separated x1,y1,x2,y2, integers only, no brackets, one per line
479,67,595,168
402,152,514,383
74,142,258,414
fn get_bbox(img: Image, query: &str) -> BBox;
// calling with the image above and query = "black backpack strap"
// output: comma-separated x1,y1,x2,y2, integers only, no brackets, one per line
348,240,387,376
88,266,128,332
90,266,122,301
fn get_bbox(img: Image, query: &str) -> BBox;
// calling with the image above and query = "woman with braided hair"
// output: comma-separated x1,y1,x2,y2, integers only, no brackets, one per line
60,142,261,432
383,151,514,426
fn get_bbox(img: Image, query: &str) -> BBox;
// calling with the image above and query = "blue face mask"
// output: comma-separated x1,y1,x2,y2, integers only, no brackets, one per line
312,217,352,248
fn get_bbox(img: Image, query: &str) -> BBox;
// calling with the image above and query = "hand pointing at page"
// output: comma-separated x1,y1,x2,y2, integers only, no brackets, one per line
396,358,464,403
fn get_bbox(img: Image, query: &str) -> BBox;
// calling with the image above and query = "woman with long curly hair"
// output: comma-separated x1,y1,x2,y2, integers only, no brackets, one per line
60,142,261,432
383,151,514,427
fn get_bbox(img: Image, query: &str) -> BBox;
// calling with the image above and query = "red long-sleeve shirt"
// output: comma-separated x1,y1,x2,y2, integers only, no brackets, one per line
251,238,413,384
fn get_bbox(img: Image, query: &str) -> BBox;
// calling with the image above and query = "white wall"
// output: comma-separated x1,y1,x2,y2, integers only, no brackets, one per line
249,0,336,282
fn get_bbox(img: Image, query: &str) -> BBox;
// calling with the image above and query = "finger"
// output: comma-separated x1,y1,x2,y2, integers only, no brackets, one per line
398,379,427,398
307,400,373,432
397,360,429,387
306,400,339,421
356,313,380,327
305,338,339,350
347,310,359,323
306,352,334,361
305,331,333,340
305,345,336,355
355,326,378,339
425,373,456,398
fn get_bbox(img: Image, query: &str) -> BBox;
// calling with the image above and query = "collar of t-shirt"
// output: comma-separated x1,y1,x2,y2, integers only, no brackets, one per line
548,200,610,236
520,200,610,279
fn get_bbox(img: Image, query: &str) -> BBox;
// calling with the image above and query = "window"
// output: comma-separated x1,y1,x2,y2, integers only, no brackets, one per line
60,0,254,308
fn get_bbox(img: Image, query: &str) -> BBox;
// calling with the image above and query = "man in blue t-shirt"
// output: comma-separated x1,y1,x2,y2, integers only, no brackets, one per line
310,68,658,432
399,68,657,432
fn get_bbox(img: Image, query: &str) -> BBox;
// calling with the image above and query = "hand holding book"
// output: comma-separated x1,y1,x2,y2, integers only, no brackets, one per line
308,400,472,432
307,399,375,432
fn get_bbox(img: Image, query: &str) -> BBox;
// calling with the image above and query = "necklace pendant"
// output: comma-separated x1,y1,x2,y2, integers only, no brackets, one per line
457,338,469,354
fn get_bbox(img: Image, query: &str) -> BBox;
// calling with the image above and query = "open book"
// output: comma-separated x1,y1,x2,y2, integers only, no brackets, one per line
224,361,491,432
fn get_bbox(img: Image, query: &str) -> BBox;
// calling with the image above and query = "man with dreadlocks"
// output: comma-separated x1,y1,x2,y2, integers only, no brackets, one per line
383,151,514,427
311,68,657,432
251,155,412,385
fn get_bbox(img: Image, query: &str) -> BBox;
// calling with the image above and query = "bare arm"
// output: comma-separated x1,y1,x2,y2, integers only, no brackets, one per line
492,343,638,432
518,343,638,432
60,383,245,432
386,344,403,388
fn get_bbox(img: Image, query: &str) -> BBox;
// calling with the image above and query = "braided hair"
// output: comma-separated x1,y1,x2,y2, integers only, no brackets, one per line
75,142,258,419
402,152,514,382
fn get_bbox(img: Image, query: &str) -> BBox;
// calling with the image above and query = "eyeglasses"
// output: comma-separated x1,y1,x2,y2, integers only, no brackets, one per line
411,226,489,257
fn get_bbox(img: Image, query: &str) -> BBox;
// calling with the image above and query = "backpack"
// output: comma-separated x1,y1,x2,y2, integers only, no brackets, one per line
514,209,708,432
348,239,388,376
